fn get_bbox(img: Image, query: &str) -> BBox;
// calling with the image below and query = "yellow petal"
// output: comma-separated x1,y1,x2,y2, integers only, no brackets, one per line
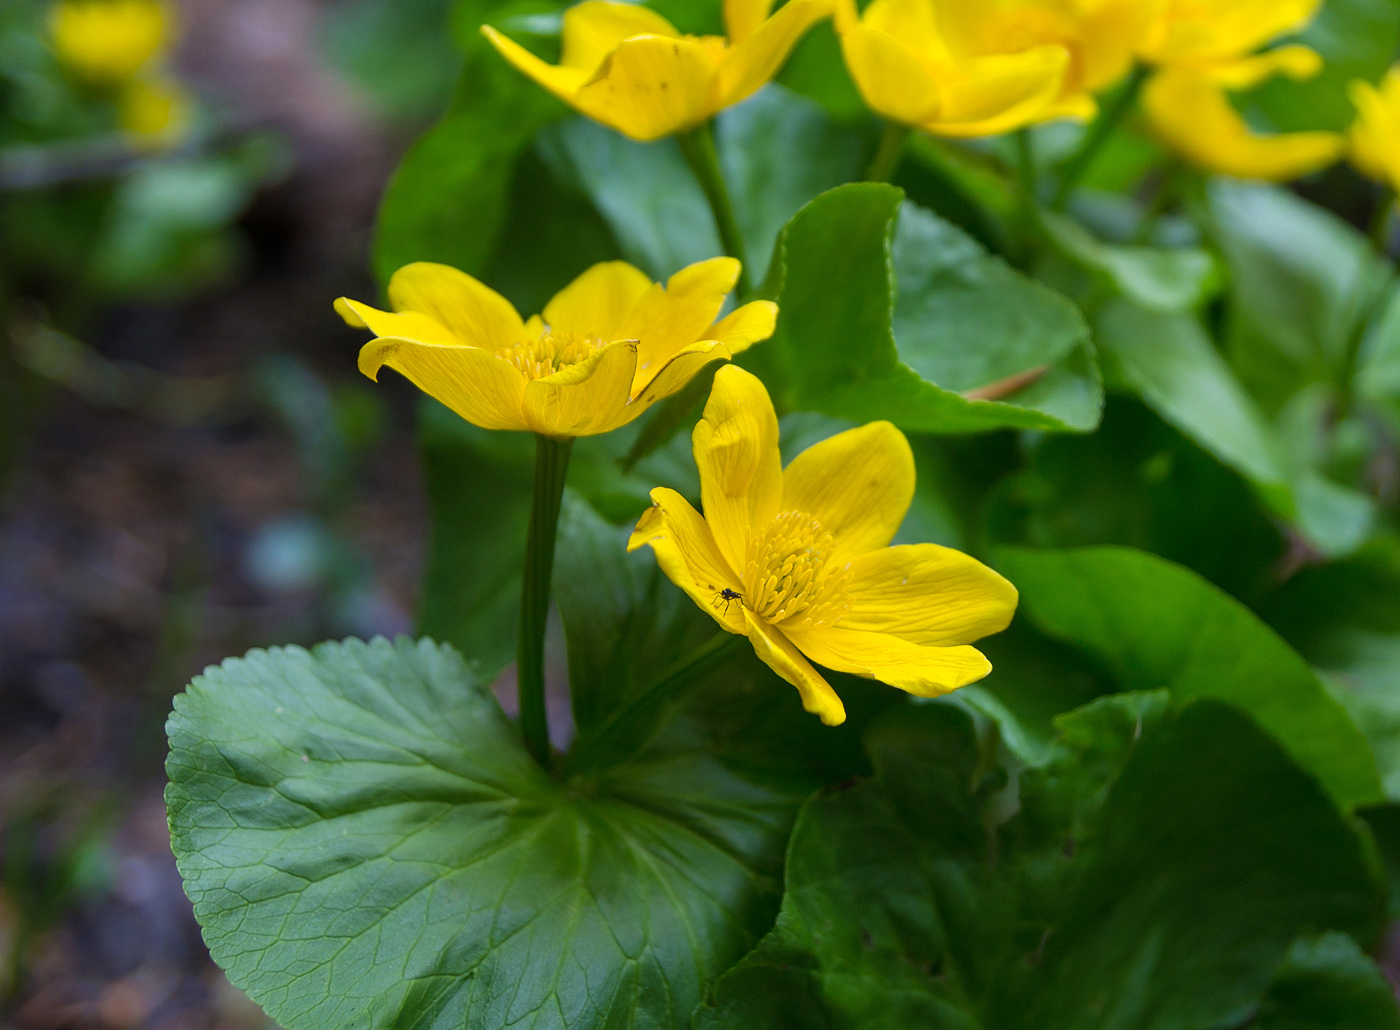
560,0,680,71
1350,72,1400,189
724,0,772,45
858,0,944,56
693,365,783,574
387,263,525,351
707,300,778,356
542,261,654,340
51,0,168,84
1142,0,1320,67
1145,70,1343,180
1075,0,1159,93
625,257,742,380
842,544,1018,646
839,25,945,127
717,0,830,108
780,421,914,563
482,24,593,107
521,339,639,437
1205,45,1322,90
628,488,745,633
573,34,722,141
335,298,462,347
926,45,1071,137
787,626,991,698
744,611,847,725
632,340,730,405
358,340,527,431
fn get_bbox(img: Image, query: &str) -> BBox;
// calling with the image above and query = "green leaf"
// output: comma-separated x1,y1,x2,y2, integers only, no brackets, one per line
1251,0,1400,133
535,119,719,281
373,6,565,286
536,85,866,282
696,695,1387,1030
1254,932,1400,1030
1211,180,1392,414
753,183,1102,434
1039,210,1218,313
318,0,460,121
1095,298,1289,497
1096,298,1380,557
1261,535,1400,800
996,545,1385,809
168,503,892,1030
985,398,1286,602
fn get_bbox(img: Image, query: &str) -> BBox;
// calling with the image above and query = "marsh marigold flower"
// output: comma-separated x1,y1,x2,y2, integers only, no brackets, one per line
629,365,1018,726
337,258,776,439
833,0,1154,137
1348,67,1400,194
1138,0,1319,71
50,0,169,85
1143,48,1344,181
480,0,828,142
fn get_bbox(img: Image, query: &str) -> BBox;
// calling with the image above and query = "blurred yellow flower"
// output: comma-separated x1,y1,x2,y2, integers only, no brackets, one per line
836,0,1158,135
120,74,191,145
50,0,169,85
1349,67,1400,193
834,0,1066,137
1144,48,1344,180
337,258,776,439
629,365,1017,726
481,0,828,142
1139,0,1320,70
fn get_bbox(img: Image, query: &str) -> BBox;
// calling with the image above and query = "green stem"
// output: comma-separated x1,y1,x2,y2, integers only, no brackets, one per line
1052,63,1149,211
679,122,750,298
518,433,573,770
865,122,911,183
1371,188,1395,255
1130,158,1183,245
1014,128,1038,203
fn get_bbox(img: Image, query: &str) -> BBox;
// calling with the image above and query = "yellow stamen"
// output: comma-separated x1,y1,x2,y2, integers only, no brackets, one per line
740,510,852,630
498,328,607,381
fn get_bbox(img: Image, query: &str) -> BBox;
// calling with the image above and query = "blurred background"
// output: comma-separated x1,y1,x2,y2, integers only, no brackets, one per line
0,0,460,1024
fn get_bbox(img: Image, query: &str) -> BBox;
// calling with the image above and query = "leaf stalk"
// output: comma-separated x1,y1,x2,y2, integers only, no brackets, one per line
679,122,750,298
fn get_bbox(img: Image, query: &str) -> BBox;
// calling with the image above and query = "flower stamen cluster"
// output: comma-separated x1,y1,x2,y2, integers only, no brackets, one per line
500,330,609,382
741,510,851,630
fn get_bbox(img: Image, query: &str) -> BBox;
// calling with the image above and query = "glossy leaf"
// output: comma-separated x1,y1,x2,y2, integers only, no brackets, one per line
752,183,1102,434
168,502,891,1030
997,545,1385,809
696,695,1388,1029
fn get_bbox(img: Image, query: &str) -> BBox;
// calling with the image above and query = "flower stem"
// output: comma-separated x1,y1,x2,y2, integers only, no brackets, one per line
865,122,911,183
518,433,572,770
1014,127,1038,203
679,122,750,298
1052,63,1149,211
1371,188,1396,255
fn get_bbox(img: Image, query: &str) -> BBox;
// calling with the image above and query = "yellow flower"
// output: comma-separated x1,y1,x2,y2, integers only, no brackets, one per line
337,258,776,439
1349,67,1400,193
1139,0,1320,70
1143,48,1344,180
834,0,1154,137
119,74,191,145
480,0,828,142
50,0,169,85
629,365,1018,726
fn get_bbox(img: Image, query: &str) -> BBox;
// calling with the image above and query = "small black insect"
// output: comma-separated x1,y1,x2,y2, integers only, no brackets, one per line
715,588,744,613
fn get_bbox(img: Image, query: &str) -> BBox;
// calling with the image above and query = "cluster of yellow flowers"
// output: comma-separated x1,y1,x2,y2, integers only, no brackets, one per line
336,0,1400,724
338,258,1018,724
480,0,1400,188
48,0,190,145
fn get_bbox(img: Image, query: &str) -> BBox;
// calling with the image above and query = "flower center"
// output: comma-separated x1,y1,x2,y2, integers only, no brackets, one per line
498,328,606,381
739,510,851,629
